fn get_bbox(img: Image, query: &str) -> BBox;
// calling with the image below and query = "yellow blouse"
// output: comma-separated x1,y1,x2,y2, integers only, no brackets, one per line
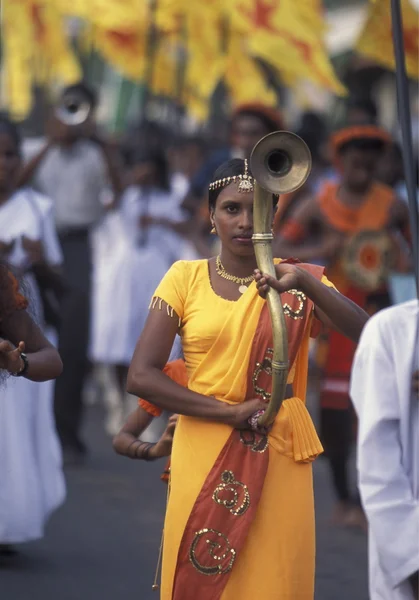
153,259,334,405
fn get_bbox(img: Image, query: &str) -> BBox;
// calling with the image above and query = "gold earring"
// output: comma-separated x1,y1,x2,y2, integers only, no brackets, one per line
211,226,217,235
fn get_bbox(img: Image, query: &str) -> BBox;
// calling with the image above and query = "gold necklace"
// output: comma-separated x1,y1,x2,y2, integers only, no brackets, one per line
215,255,254,294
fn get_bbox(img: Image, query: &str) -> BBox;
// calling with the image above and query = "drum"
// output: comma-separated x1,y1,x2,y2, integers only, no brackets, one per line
341,229,395,291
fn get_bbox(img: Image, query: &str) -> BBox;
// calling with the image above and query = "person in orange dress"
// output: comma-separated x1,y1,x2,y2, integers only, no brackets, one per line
112,359,187,477
274,124,411,527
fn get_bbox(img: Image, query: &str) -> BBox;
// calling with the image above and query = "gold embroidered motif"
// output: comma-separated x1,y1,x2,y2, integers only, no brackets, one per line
252,347,273,401
240,431,269,453
283,289,306,320
189,529,236,576
212,471,250,516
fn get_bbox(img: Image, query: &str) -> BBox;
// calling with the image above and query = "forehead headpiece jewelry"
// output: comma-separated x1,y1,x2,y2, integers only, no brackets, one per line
208,159,254,193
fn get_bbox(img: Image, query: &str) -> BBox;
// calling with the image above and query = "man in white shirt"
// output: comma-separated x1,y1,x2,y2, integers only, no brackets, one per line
20,82,122,464
350,300,419,600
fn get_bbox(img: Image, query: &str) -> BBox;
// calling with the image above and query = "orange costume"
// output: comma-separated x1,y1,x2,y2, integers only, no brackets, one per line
315,180,397,410
276,125,407,509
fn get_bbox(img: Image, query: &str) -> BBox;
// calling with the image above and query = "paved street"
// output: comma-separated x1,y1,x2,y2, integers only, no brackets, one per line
0,403,368,600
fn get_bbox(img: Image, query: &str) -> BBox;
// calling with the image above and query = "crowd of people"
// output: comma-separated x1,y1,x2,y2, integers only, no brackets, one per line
0,81,418,599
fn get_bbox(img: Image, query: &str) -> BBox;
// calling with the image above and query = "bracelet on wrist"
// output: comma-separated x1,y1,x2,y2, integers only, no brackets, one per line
138,442,157,461
134,441,149,459
11,352,29,377
126,439,140,459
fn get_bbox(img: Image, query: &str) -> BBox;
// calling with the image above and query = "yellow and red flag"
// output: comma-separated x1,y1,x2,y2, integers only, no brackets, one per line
229,0,345,95
150,34,179,98
225,34,277,107
93,25,148,81
357,0,418,80
182,6,226,121
2,0,82,120
29,0,82,84
2,0,33,120
56,0,147,31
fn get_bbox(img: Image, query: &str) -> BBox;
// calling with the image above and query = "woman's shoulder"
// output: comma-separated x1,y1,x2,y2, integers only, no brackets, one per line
169,259,208,277
160,260,208,293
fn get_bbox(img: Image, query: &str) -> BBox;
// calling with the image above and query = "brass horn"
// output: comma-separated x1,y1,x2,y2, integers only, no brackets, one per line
250,131,312,195
55,91,91,126
250,131,312,428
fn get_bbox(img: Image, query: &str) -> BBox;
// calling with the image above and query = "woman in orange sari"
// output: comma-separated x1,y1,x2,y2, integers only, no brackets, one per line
127,158,367,599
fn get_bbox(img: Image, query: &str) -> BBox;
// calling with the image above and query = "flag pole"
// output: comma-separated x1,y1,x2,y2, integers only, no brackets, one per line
390,0,419,298
142,0,159,121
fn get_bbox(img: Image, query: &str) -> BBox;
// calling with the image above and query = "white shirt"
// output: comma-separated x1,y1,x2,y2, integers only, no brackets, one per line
350,300,419,600
32,139,108,230
0,188,63,270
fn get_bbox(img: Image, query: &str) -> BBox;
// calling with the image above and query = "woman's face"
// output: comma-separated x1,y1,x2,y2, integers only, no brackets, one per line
211,183,255,257
0,133,20,194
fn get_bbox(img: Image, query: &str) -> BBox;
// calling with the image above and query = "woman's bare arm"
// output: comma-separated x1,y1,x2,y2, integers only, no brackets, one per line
113,408,177,460
298,269,368,341
256,264,368,343
126,306,265,426
1,309,63,381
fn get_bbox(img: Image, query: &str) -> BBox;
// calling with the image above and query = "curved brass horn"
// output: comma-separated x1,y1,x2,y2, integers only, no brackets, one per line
250,131,311,428
55,91,91,127
250,131,312,195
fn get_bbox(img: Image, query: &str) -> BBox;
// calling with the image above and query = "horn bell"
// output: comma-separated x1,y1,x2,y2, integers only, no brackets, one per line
250,131,312,195
55,92,91,127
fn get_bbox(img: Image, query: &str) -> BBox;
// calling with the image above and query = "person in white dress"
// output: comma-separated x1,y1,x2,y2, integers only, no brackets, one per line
350,300,419,600
90,149,187,434
0,116,65,552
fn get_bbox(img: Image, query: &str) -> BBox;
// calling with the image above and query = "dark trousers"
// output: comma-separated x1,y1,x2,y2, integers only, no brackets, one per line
320,407,359,505
54,230,91,452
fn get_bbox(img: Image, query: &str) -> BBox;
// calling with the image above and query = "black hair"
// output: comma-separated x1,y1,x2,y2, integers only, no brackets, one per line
296,112,328,162
346,97,378,124
0,113,21,155
61,82,98,110
233,108,280,135
121,120,171,165
208,158,278,211
338,137,387,156
130,147,170,191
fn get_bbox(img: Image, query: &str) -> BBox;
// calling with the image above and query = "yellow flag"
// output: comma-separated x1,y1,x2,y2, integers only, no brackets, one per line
2,0,81,119
93,25,148,81
2,0,33,119
183,89,211,122
182,7,226,120
357,0,418,80
56,0,147,31
295,0,327,35
150,35,179,98
29,1,82,84
225,35,277,107
229,0,345,95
